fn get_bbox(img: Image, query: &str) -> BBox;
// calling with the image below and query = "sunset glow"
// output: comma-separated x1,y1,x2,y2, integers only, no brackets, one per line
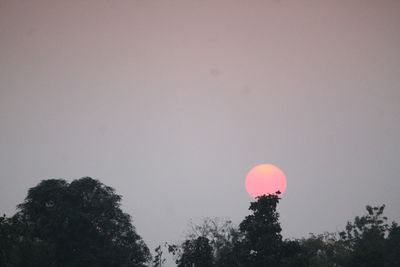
245,164,287,198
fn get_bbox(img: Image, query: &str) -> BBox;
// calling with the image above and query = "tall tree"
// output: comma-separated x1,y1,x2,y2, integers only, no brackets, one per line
236,193,283,267
11,177,150,267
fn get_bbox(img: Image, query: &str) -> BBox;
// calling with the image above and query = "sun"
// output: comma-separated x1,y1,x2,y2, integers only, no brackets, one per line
245,164,287,198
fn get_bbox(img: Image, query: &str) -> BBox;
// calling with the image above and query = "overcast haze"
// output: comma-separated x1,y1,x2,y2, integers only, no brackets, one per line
1,0,400,263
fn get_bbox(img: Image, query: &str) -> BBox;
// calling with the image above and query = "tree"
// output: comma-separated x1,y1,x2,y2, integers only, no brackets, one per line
185,217,242,265
9,177,150,267
300,233,350,267
299,204,400,267
168,218,241,267
279,239,309,267
339,205,394,267
176,236,214,267
236,193,283,266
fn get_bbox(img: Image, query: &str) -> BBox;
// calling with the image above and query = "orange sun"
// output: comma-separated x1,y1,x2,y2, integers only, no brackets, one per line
245,164,287,198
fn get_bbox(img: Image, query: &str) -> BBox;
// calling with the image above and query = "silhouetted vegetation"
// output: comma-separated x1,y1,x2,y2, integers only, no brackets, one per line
0,177,150,267
167,193,400,267
1,178,399,267
167,193,306,267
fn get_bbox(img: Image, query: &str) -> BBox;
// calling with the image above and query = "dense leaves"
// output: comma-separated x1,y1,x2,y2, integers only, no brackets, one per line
171,197,399,267
2,178,400,267
176,236,214,267
338,205,397,267
237,194,283,266
172,194,304,267
300,205,400,267
0,177,150,267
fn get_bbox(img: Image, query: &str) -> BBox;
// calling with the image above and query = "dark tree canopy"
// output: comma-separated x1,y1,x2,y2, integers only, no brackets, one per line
176,236,214,267
233,193,284,266
339,205,395,267
171,194,304,267
2,177,150,267
3,177,400,267
300,205,400,267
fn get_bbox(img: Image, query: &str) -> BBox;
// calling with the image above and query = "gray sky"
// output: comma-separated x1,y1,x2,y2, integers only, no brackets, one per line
1,0,400,264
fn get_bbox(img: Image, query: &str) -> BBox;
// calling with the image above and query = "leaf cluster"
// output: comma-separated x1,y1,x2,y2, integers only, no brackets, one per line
0,177,150,267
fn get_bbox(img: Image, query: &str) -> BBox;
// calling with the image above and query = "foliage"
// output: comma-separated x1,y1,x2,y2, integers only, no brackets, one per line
171,193,307,267
172,197,400,267
152,245,166,267
186,217,242,265
385,222,400,266
0,177,150,267
279,239,308,267
0,215,18,267
302,205,400,267
3,177,400,267
339,205,392,267
300,233,350,267
175,236,214,267
237,193,283,266
168,217,241,267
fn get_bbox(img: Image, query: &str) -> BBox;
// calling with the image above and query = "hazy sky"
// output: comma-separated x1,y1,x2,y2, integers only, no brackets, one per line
1,0,400,264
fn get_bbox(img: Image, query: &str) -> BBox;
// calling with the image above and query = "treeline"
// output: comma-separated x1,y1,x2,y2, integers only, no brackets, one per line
1,177,399,267
163,199,400,267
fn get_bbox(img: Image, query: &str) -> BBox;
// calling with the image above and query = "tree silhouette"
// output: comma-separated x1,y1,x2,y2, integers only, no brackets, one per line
7,177,150,267
340,205,392,267
185,217,242,265
3,177,400,267
236,193,283,266
300,204,400,267
176,236,214,267
300,233,350,267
